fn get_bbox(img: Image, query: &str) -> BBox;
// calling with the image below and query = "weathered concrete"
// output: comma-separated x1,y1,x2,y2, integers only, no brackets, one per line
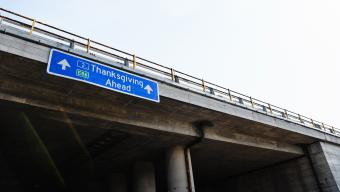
0,25,339,146
167,146,189,192
308,142,340,192
201,156,320,192
133,162,156,192
0,26,316,156
0,33,308,158
200,142,340,192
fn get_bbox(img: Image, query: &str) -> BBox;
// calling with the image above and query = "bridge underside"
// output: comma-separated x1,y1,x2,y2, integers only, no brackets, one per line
1,39,340,192
0,100,302,191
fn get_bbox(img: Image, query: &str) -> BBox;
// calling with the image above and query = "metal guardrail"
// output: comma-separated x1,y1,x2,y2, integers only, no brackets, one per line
0,8,339,136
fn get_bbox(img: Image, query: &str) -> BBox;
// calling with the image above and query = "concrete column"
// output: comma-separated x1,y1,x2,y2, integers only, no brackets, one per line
167,146,189,192
308,141,340,192
133,162,156,192
107,173,127,192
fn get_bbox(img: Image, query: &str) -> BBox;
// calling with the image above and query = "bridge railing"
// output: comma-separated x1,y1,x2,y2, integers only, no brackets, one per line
0,8,339,136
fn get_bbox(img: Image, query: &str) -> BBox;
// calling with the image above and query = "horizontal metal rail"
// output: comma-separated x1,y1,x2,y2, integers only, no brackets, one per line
0,7,338,136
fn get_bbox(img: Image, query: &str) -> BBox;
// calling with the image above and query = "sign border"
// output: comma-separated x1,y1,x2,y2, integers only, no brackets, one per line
47,49,160,103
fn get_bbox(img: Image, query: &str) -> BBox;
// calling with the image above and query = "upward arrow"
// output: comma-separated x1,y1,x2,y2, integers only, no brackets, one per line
144,85,153,94
57,59,71,70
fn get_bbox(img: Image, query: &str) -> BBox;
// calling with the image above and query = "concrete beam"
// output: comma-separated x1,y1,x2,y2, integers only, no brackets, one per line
0,76,303,155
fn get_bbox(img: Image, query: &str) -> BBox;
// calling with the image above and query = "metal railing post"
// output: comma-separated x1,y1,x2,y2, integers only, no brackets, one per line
86,38,91,53
332,126,336,133
227,89,232,101
250,97,254,108
202,79,206,92
70,39,75,49
209,87,215,95
284,109,289,119
29,19,36,35
171,68,175,81
311,119,315,127
132,54,137,69
238,97,244,104
298,114,303,124
268,104,273,114
123,58,129,67
174,75,179,83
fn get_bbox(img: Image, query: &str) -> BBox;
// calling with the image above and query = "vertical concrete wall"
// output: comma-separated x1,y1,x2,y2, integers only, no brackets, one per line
202,156,319,192
308,142,340,192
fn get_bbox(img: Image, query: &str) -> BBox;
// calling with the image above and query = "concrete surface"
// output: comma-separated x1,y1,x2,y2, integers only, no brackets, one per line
200,156,320,192
167,146,189,192
309,142,340,192
133,162,156,192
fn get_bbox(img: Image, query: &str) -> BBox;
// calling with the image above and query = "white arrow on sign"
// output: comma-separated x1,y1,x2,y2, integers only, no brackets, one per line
57,59,71,70
144,85,153,94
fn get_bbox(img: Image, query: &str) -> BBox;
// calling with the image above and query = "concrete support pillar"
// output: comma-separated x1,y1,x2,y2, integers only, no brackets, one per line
167,146,189,192
308,141,340,192
133,162,156,192
107,173,127,192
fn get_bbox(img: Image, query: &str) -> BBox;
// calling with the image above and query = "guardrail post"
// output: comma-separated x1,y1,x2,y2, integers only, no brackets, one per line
331,126,336,133
284,109,289,119
29,19,36,35
227,89,232,101
209,87,215,95
311,119,315,127
268,104,273,113
250,97,254,108
69,40,75,49
202,79,206,92
86,38,90,53
170,69,180,83
298,114,303,124
281,112,286,118
171,68,175,81
174,75,179,83
133,54,137,69
124,58,129,67
238,97,243,105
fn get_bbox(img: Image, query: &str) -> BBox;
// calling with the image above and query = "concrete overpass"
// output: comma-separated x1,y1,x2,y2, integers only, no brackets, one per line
0,8,340,192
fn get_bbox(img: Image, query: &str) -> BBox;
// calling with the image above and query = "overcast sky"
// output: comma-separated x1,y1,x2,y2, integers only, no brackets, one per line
1,0,339,128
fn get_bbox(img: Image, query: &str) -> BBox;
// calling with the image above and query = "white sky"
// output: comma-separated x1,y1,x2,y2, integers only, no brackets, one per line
1,0,340,128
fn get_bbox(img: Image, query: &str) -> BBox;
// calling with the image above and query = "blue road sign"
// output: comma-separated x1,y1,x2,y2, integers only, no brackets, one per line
47,49,160,102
